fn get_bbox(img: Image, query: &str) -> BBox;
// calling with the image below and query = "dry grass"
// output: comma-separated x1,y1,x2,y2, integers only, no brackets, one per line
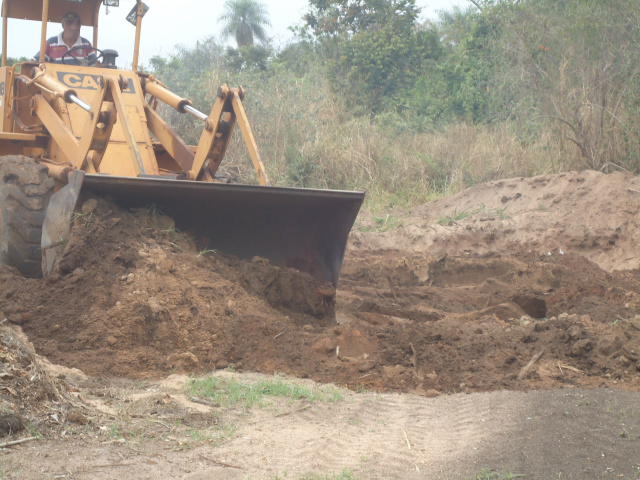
161,67,609,213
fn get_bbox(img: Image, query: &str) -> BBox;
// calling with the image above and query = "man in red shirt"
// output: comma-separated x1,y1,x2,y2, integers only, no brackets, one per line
32,11,97,66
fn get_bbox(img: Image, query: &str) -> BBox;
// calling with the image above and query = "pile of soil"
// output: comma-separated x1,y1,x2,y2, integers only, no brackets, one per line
1,170,640,396
351,170,640,272
2,195,335,378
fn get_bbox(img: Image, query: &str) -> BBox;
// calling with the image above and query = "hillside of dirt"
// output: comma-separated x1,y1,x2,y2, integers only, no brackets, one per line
1,169,640,478
351,169,640,273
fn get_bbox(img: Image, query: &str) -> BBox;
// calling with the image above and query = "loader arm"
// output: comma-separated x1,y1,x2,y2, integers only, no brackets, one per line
26,64,272,186
0,0,365,287
25,65,143,176
142,77,270,184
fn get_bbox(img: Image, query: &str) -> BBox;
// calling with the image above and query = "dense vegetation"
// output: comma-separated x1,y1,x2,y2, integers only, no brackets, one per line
147,0,640,211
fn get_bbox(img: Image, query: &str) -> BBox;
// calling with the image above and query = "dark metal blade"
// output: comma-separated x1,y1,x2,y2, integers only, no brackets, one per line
81,175,365,286
41,170,85,275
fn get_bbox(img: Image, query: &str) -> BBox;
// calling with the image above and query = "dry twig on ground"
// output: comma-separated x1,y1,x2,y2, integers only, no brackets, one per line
517,350,544,381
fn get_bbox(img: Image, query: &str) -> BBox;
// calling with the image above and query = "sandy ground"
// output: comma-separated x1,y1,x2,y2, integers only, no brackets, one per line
2,169,640,479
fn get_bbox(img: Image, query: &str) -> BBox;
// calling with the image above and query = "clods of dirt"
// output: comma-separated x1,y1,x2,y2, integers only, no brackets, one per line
1,195,338,380
0,413,24,436
2,171,640,396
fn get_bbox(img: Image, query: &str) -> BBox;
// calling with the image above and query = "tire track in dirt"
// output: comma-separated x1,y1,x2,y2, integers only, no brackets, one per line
208,390,533,478
2,365,639,479
392,391,530,472
201,388,639,479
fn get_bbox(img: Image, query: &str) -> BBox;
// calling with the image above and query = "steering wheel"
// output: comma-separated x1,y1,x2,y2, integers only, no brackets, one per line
61,46,105,66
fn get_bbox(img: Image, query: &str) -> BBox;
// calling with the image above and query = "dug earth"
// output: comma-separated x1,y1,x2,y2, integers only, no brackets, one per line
1,170,640,479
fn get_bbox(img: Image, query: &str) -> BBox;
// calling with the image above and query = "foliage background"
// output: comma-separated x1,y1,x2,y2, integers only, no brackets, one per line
145,0,640,211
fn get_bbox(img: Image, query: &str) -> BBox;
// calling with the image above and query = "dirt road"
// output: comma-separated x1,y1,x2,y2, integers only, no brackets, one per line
1,169,640,478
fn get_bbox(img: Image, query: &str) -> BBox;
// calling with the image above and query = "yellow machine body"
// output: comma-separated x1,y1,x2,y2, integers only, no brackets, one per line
11,63,154,177
0,0,364,285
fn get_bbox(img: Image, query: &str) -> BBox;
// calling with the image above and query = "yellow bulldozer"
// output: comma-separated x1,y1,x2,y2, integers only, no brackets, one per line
0,0,364,285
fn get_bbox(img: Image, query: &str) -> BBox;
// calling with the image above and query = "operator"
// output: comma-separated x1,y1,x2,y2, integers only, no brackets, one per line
31,11,97,65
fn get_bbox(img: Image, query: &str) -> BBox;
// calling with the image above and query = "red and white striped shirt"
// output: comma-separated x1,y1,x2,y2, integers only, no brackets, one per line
32,33,96,65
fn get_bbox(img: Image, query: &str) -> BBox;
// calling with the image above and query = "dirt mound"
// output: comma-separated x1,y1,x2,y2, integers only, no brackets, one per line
1,171,640,395
1,195,335,379
351,170,640,273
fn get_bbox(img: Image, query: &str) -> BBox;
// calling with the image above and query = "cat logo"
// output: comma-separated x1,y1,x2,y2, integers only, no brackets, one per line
56,72,136,94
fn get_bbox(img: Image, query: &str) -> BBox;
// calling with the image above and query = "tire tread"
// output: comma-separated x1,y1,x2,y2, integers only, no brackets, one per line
0,156,54,277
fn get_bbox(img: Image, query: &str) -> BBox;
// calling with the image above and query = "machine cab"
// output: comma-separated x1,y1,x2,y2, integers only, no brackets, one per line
0,0,148,141
0,0,131,68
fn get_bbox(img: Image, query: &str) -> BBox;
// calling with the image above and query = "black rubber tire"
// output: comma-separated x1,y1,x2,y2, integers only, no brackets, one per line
0,156,54,277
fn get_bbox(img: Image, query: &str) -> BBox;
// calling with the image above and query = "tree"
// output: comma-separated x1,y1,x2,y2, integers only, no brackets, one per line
223,45,271,71
218,0,271,47
305,0,441,121
437,8,501,123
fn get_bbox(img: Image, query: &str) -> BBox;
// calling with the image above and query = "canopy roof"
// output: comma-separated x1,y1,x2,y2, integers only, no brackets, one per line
2,0,103,26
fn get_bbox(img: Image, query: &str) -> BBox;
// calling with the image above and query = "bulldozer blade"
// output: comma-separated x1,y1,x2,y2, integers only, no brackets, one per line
80,175,364,286
41,170,86,275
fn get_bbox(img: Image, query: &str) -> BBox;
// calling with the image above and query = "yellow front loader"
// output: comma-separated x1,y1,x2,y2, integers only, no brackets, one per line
0,0,363,285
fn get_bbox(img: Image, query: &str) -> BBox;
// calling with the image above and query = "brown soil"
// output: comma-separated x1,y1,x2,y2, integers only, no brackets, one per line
1,169,640,479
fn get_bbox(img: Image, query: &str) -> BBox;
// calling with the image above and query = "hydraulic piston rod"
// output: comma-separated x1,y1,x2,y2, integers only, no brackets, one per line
143,76,209,122
69,94,91,112
29,65,93,113
184,104,208,122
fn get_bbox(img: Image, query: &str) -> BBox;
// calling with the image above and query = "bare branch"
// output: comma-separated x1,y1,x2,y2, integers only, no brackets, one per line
467,0,483,12
540,115,579,138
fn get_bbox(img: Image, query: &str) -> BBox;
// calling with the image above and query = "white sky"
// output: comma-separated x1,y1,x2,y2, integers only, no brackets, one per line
2,0,471,67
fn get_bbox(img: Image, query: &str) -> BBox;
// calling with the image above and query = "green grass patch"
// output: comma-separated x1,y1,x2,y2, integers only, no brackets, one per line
485,205,510,219
437,206,476,225
470,468,526,479
187,424,235,443
189,375,344,409
24,420,43,439
146,203,162,217
71,211,94,226
355,213,403,232
372,214,401,231
161,225,182,238
109,423,121,439
272,470,358,480
438,204,511,226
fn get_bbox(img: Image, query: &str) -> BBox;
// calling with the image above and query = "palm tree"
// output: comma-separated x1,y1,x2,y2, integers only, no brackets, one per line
218,0,271,48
